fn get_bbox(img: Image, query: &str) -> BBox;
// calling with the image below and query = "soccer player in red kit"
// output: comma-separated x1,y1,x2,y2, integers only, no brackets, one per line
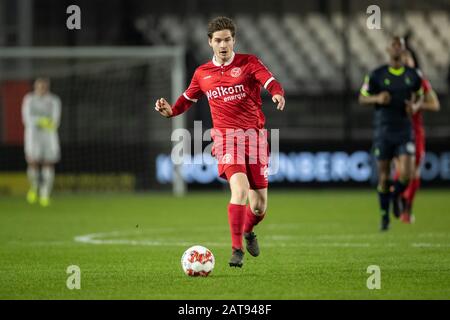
154,17,285,267
395,50,440,223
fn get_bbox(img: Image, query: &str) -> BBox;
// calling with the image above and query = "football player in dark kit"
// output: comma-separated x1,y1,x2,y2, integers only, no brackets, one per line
359,36,423,231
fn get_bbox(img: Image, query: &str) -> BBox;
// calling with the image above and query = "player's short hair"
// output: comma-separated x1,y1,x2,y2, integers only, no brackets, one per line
207,16,236,39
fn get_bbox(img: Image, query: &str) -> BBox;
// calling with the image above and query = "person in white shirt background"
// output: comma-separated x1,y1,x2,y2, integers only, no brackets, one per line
21,77,61,207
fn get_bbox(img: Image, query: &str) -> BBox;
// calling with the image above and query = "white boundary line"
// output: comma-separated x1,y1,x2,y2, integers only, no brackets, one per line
73,227,450,249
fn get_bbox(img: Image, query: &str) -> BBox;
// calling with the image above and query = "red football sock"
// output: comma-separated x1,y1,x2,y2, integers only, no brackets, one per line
244,205,265,234
404,178,421,208
228,203,246,250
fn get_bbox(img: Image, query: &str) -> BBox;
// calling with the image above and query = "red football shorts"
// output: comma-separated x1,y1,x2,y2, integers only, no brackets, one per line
212,129,269,190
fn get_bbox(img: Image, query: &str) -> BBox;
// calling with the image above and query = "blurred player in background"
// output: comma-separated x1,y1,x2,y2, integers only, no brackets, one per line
359,36,423,231
155,17,285,267
393,49,440,224
22,78,61,207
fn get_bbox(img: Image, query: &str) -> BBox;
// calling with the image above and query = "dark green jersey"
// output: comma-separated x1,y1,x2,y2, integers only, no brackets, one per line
360,65,423,138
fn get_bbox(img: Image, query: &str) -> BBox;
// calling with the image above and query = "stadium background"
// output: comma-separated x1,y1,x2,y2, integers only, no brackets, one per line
0,0,449,193
1,0,450,301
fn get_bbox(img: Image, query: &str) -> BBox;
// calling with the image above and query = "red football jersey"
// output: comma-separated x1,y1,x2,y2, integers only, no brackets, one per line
172,52,284,131
412,77,432,137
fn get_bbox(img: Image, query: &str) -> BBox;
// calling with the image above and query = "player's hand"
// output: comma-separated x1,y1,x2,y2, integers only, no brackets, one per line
272,94,285,111
377,91,391,105
37,117,56,131
154,98,173,118
405,99,420,115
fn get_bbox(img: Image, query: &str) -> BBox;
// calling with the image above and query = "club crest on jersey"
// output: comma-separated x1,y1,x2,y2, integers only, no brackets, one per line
230,67,241,78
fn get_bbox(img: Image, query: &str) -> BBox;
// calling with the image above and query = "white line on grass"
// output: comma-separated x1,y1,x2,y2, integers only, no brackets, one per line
73,228,450,249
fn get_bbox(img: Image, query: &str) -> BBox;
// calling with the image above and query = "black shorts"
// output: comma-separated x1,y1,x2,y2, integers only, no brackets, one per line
372,135,415,161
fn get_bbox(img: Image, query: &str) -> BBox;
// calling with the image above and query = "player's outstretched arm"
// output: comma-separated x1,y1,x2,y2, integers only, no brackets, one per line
154,98,173,118
422,90,440,112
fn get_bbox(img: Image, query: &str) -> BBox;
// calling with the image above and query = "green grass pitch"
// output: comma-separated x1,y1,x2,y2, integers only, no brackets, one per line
1,189,449,299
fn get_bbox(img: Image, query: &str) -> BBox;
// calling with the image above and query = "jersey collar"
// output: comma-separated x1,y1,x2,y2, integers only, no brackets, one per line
212,51,235,67
388,66,405,76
